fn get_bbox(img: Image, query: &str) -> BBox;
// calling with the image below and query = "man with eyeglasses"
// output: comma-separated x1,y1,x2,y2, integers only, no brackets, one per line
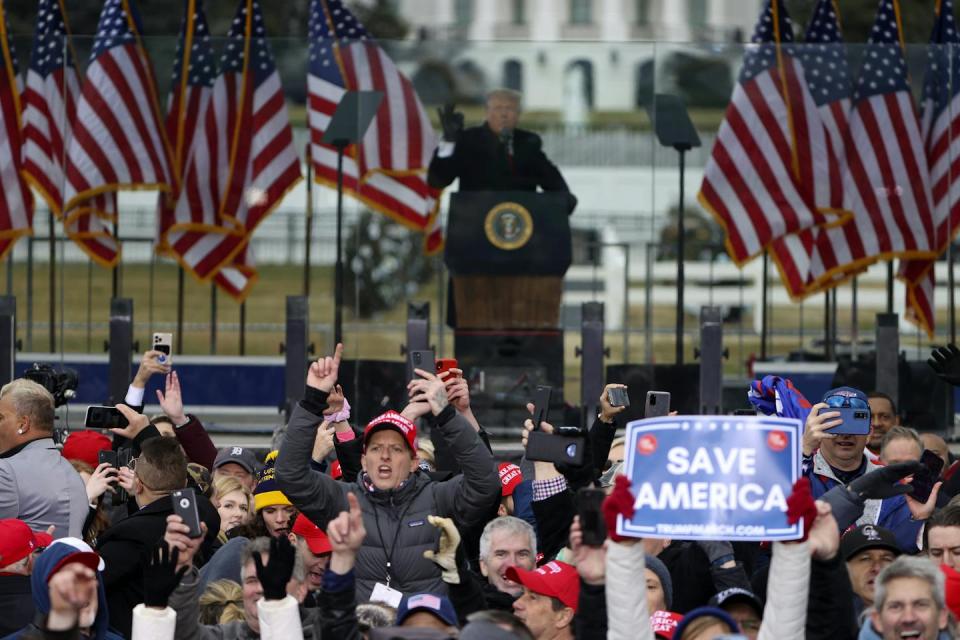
803,387,934,552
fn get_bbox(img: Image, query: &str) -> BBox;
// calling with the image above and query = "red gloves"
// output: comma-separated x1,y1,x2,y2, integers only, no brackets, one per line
786,477,817,541
602,475,636,542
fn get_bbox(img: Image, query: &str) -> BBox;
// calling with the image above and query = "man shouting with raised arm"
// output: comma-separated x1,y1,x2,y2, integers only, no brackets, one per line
275,344,501,602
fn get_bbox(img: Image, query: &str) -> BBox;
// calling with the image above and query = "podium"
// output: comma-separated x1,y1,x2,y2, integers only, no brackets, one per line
445,191,572,330
444,191,572,426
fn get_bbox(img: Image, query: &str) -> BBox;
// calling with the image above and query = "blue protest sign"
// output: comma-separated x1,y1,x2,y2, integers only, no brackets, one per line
616,415,803,541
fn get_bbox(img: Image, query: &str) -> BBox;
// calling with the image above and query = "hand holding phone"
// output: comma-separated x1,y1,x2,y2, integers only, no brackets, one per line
435,358,460,378
607,386,630,408
819,406,871,435
577,488,608,546
908,450,946,504
86,406,129,430
171,488,203,538
531,386,552,430
645,391,671,418
408,349,435,381
152,332,173,362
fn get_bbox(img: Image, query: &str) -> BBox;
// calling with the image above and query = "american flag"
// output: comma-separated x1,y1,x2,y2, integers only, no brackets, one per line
62,0,171,267
156,0,215,257
0,1,33,262
308,0,442,253
170,0,301,301
21,0,120,267
806,0,935,294
902,0,960,338
698,0,834,266
769,0,853,298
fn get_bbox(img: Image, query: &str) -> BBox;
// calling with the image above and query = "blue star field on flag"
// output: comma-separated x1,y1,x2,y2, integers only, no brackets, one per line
740,0,794,84
854,0,911,102
308,0,370,87
799,0,851,107
223,1,277,85
171,1,215,90
91,0,140,59
923,0,960,121
29,0,70,77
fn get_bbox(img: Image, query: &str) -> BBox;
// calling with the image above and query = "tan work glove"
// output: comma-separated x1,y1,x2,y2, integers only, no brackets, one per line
422,515,461,584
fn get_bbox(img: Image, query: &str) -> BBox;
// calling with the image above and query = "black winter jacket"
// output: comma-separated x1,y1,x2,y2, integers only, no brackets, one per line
276,397,501,601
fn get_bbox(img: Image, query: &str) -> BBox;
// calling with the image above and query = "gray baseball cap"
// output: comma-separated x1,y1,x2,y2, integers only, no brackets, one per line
213,446,259,474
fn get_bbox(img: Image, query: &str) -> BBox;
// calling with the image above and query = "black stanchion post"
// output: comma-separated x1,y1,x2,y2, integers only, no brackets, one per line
322,91,384,347
176,267,185,354
644,94,700,366
107,298,133,405
578,302,605,428
304,143,313,298
404,302,430,380
0,296,15,386
283,296,309,421
48,211,55,353
876,313,899,410
761,253,769,360
210,283,217,355
698,306,724,415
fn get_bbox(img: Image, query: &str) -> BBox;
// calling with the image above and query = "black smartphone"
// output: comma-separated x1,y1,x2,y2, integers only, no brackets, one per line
645,391,671,418
820,406,871,435
607,386,630,408
112,447,132,506
98,450,118,468
909,450,946,503
117,447,133,469
577,488,608,546
85,406,128,430
408,350,436,380
172,488,203,538
526,431,585,466
531,385,552,429
733,409,758,416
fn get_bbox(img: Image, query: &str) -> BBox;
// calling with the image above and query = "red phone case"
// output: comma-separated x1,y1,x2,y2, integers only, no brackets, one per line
435,358,460,377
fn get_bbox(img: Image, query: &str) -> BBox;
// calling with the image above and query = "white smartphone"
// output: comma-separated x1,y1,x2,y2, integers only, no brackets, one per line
153,332,173,358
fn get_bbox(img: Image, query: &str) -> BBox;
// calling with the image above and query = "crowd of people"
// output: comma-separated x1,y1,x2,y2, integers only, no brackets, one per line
3,343,960,639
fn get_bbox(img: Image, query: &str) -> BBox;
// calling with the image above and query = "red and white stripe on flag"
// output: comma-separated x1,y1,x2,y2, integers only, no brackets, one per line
169,0,301,302
62,194,120,266
62,0,172,267
901,0,960,338
21,0,123,267
809,91,936,289
698,0,836,268
309,0,442,253
0,4,34,262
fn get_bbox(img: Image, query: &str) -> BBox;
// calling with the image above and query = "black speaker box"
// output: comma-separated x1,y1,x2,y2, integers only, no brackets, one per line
339,360,408,427
454,330,565,430
832,356,951,432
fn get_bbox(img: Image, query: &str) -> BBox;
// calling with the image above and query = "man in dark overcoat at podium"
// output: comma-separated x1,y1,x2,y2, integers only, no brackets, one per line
428,89,577,328
427,88,577,213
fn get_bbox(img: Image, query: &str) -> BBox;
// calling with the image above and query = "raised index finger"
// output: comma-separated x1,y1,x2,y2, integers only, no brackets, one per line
331,343,344,369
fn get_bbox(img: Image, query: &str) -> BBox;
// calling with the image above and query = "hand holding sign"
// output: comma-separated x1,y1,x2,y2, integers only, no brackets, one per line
806,500,839,561
618,415,803,541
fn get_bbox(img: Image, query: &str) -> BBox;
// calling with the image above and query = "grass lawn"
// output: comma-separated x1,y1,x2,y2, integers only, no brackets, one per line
4,259,943,404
